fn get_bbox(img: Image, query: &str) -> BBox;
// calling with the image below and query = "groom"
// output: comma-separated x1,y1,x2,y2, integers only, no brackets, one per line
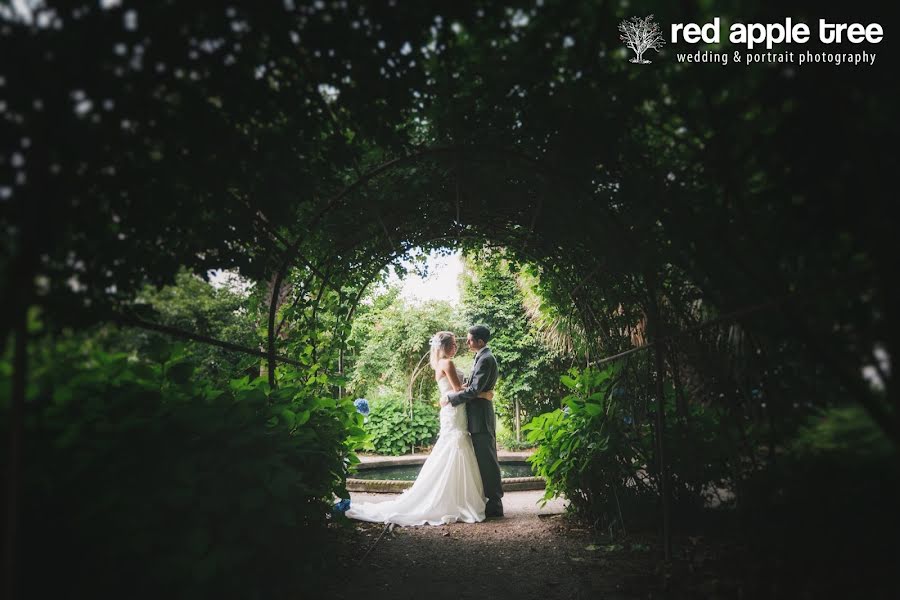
446,325,504,518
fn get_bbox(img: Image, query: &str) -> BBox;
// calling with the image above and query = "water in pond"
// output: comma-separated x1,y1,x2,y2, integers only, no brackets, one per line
354,461,535,481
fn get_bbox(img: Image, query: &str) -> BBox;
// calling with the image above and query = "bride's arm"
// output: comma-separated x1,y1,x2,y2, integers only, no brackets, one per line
442,361,493,400
444,360,464,391
437,360,462,407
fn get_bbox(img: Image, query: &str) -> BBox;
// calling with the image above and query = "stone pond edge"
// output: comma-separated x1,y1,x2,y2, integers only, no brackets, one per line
348,450,544,493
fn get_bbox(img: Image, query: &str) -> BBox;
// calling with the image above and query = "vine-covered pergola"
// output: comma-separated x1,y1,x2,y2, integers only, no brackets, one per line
109,138,894,562
2,0,896,592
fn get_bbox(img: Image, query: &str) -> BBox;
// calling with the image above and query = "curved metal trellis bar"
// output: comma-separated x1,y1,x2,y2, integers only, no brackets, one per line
263,143,584,386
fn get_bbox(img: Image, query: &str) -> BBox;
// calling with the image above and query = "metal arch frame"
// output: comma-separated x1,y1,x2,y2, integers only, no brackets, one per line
263,144,572,386
307,227,598,387
275,234,421,370
269,216,572,362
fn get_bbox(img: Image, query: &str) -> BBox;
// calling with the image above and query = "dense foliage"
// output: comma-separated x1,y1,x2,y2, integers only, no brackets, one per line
460,250,568,427
736,405,899,596
525,360,898,593
525,365,652,530
105,269,261,386
526,361,754,525
361,393,441,456
346,286,463,400
345,254,567,452
495,419,537,451
1,325,364,599
2,0,897,595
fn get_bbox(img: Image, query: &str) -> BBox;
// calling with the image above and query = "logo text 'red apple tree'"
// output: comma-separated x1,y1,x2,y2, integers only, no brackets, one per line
671,18,883,50
665,17,883,66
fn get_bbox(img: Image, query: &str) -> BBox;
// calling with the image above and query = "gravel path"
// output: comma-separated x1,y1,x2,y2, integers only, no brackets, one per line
323,490,604,600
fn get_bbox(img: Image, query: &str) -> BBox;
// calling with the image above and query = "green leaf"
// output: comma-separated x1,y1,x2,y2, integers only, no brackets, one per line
560,375,577,389
229,375,250,391
280,409,296,427
583,403,603,417
204,389,224,401
52,387,73,406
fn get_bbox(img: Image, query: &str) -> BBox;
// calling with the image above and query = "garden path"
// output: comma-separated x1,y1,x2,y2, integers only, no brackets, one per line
323,490,652,600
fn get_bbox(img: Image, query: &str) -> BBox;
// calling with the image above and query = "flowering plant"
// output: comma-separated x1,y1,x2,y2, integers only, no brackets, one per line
331,498,351,517
353,398,370,416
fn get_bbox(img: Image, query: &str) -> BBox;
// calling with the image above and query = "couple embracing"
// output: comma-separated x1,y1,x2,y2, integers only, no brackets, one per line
346,325,505,525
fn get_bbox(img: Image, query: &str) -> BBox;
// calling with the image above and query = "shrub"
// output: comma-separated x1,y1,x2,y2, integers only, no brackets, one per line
496,417,536,451
363,392,440,455
2,336,365,599
734,405,899,596
499,437,537,451
524,364,655,530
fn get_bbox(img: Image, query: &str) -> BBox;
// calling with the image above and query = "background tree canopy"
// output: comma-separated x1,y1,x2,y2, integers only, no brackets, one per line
346,285,463,400
1,0,897,597
460,249,569,426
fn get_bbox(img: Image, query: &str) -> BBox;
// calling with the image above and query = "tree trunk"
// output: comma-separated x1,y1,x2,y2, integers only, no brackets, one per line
668,348,690,421
338,346,344,399
514,398,521,443
266,269,287,388
265,271,294,387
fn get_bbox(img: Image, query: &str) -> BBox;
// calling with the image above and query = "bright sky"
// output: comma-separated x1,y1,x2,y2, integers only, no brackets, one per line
209,248,463,304
389,250,463,306
208,248,462,305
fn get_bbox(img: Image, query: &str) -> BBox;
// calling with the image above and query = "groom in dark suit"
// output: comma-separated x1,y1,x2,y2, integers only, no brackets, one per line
446,325,504,518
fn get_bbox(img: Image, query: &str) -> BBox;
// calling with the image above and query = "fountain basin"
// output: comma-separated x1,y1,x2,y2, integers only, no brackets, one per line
347,455,544,493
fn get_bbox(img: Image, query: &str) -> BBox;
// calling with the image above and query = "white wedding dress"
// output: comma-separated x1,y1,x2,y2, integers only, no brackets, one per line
345,370,487,526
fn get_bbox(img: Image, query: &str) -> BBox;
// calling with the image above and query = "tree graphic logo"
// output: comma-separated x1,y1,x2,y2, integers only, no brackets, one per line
618,15,666,64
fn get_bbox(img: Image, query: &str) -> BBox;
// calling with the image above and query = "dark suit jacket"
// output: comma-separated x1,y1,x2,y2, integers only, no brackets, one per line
447,347,498,434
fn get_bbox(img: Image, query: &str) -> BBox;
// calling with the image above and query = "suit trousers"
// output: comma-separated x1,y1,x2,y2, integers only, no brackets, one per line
471,432,503,502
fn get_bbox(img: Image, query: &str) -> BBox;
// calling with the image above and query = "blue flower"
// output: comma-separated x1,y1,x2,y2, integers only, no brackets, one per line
332,498,351,517
353,398,370,416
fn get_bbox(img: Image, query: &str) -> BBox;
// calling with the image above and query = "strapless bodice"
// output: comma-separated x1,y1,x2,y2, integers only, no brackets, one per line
438,369,468,434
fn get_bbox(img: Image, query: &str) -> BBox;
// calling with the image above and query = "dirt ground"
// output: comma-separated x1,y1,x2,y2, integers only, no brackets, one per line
311,489,900,600
317,490,660,600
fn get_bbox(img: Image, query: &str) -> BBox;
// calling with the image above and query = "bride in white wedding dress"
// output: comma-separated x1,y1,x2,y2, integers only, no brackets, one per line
345,331,493,526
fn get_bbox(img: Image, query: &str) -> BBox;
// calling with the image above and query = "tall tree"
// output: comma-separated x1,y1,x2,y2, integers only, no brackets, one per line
460,249,568,434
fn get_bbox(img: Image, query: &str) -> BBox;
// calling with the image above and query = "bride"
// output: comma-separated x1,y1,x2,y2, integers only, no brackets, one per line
345,331,493,526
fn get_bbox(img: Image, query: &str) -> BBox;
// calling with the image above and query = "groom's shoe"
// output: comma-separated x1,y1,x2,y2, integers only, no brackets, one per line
485,500,504,518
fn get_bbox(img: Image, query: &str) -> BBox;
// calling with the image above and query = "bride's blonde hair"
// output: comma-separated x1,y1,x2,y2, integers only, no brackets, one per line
428,331,456,370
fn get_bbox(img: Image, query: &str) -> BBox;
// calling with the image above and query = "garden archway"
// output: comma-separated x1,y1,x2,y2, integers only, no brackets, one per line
258,144,654,388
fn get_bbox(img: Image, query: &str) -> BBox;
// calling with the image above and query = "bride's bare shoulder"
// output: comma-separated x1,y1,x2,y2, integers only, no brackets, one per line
436,358,458,374
435,357,452,378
